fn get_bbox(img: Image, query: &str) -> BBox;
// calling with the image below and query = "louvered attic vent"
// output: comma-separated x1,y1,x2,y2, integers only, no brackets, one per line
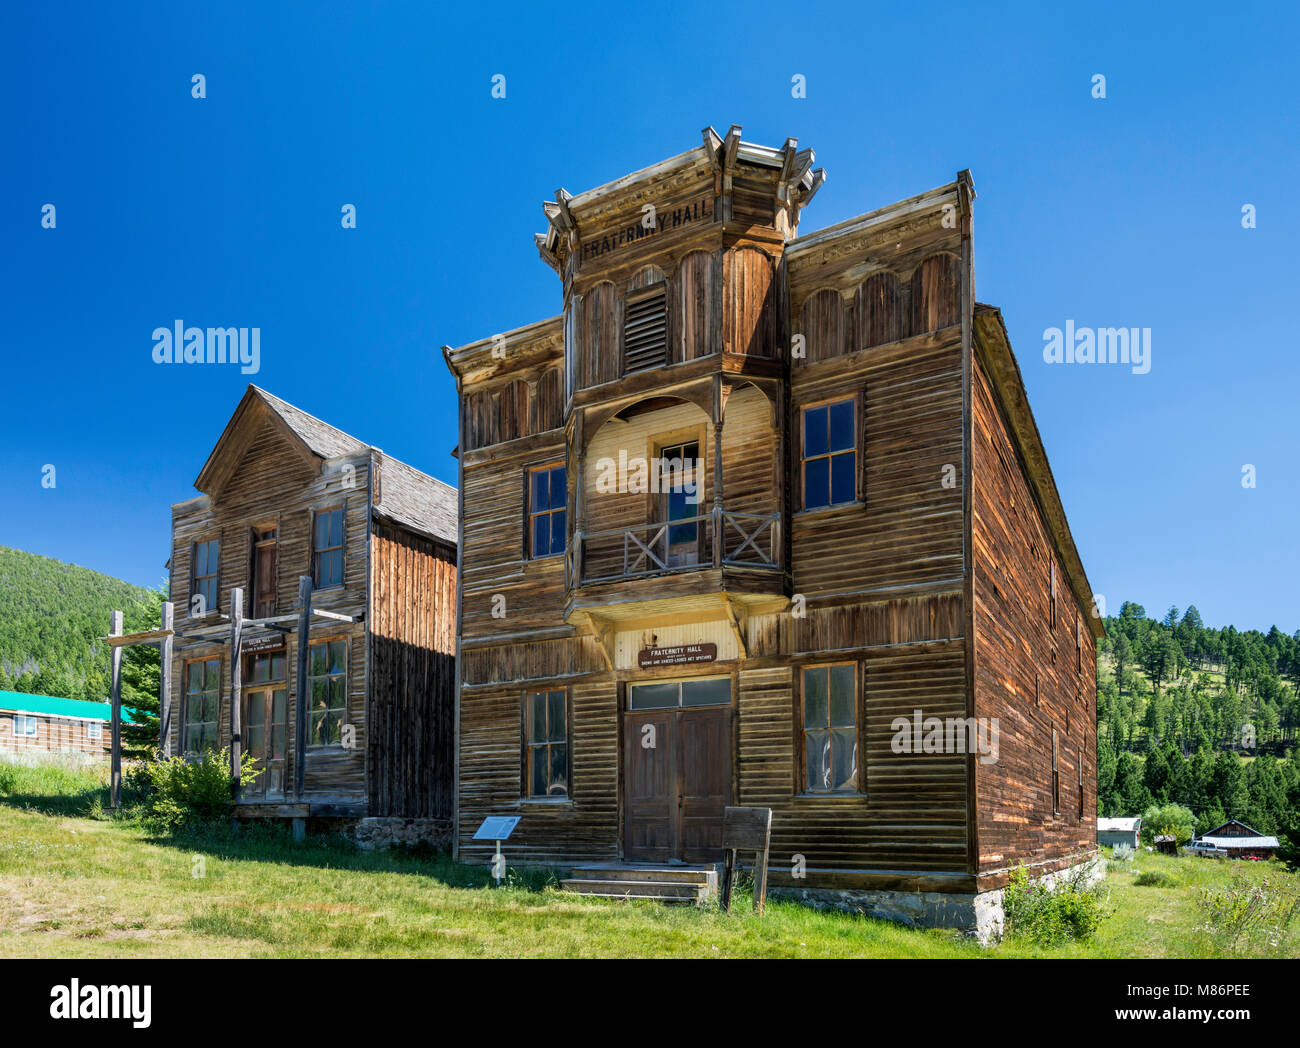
623,285,668,374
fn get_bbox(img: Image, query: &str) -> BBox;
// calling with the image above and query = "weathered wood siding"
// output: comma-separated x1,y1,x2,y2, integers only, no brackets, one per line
971,355,1097,884
368,522,457,818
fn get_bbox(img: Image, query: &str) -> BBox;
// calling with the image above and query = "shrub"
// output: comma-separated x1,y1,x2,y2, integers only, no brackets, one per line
139,749,260,835
1134,870,1179,888
1001,865,1110,947
1195,877,1300,958
1110,844,1135,862
1141,803,1196,845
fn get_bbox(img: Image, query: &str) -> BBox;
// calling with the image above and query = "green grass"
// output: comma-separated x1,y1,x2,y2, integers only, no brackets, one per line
2,754,1298,958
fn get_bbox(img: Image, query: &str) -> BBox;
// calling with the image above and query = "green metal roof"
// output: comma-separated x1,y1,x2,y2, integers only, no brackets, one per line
0,690,139,724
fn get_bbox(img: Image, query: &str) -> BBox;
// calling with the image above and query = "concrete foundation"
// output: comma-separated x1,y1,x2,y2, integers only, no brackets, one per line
771,854,1105,944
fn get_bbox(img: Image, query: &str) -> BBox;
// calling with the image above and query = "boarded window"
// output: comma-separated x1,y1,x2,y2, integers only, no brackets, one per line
580,282,619,389
801,664,858,793
624,284,669,373
800,288,844,363
313,507,345,588
855,271,903,349
725,247,774,357
308,639,348,745
191,538,220,616
910,253,961,334
677,250,716,362
499,379,530,442
537,368,563,432
525,688,568,797
183,658,220,754
529,463,566,558
801,399,856,509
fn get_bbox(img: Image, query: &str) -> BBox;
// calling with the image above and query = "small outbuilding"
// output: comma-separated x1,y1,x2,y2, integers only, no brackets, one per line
1098,816,1141,849
1197,819,1279,860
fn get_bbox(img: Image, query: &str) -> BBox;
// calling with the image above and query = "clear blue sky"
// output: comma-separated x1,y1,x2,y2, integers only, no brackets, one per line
2,1,1296,633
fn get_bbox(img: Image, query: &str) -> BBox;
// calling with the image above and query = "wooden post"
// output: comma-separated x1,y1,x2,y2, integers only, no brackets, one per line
229,588,243,802
159,602,174,756
294,575,312,800
109,610,123,809
712,419,723,566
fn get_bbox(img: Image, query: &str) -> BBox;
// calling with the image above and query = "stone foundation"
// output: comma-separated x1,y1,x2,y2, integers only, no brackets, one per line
347,817,453,852
772,854,1104,944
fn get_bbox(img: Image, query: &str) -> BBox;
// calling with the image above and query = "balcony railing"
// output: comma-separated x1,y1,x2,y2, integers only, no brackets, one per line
568,509,781,586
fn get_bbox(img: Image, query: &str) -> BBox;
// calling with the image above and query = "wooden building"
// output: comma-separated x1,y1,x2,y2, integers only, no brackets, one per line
1197,819,1279,859
0,690,135,760
164,386,457,827
442,126,1102,935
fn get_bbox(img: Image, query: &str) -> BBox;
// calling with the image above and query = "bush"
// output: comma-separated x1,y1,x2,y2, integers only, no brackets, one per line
139,749,259,835
1110,844,1135,862
1141,803,1196,845
1195,877,1300,958
1134,870,1179,888
1001,865,1110,947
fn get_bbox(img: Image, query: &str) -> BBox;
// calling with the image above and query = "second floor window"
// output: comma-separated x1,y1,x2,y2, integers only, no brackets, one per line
313,508,344,588
191,538,220,615
801,399,856,510
529,464,566,558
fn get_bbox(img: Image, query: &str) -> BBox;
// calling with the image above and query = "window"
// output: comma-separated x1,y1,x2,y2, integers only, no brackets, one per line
87,721,102,740
624,283,669,373
1076,616,1082,673
1078,746,1085,819
659,440,702,562
313,508,344,588
528,463,566,558
1034,672,1041,708
1051,728,1060,815
183,658,221,753
628,676,731,710
801,664,858,793
525,688,568,798
191,538,220,615
801,399,856,510
15,715,38,737
1049,561,1057,631
307,639,348,745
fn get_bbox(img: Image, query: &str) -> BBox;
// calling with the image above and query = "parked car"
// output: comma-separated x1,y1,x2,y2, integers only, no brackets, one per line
1184,841,1228,858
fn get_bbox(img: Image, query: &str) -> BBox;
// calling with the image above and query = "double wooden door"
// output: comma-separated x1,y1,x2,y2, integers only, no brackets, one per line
623,705,731,863
243,685,288,799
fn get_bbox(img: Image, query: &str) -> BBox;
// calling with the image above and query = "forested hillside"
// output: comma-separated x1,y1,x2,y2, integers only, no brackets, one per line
0,546,163,747
1097,601,1300,849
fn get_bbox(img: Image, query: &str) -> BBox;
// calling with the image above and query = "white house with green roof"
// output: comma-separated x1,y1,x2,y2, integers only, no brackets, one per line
0,690,138,759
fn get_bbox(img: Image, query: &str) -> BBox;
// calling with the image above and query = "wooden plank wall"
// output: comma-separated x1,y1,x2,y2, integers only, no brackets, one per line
971,354,1098,886
367,522,456,818
168,417,370,801
0,713,108,758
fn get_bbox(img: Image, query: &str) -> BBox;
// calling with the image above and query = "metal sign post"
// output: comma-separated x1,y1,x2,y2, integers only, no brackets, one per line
473,816,521,886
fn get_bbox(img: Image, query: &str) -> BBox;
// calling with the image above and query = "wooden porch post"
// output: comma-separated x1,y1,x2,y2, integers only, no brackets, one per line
294,575,312,800
712,420,724,567
229,588,243,801
109,610,123,809
159,601,174,756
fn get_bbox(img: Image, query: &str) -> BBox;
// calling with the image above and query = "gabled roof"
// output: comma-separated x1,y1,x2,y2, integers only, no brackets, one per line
0,690,139,724
1201,833,1280,849
192,386,457,546
1098,817,1141,832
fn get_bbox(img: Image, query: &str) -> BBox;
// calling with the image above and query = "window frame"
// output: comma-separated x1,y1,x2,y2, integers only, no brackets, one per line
626,674,733,711
1077,744,1085,820
527,461,567,560
522,687,570,799
87,720,102,740
311,505,346,590
14,714,38,737
1051,727,1061,816
190,536,221,617
795,661,863,796
797,395,860,513
305,635,349,748
181,656,222,755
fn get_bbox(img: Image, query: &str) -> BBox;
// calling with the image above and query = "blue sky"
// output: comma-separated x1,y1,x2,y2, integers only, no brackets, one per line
2,1,1296,632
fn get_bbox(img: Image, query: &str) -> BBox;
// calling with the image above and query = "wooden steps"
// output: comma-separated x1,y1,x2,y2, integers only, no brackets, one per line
561,864,718,905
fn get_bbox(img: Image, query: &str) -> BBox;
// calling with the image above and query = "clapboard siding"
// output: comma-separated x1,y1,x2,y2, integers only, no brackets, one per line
0,712,108,758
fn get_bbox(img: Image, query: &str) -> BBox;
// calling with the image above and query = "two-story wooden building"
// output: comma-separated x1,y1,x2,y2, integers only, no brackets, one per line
443,126,1102,936
164,385,457,830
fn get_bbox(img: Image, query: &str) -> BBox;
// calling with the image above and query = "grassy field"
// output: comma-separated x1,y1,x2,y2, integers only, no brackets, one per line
2,755,1297,959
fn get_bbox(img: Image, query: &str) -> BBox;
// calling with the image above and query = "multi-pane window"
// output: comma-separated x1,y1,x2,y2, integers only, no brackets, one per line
801,399,856,510
801,664,858,793
15,715,38,737
659,440,701,551
183,658,220,754
313,508,344,588
529,464,566,558
87,721,102,740
525,688,568,797
191,538,220,615
628,676,731,709
307,639,348,745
